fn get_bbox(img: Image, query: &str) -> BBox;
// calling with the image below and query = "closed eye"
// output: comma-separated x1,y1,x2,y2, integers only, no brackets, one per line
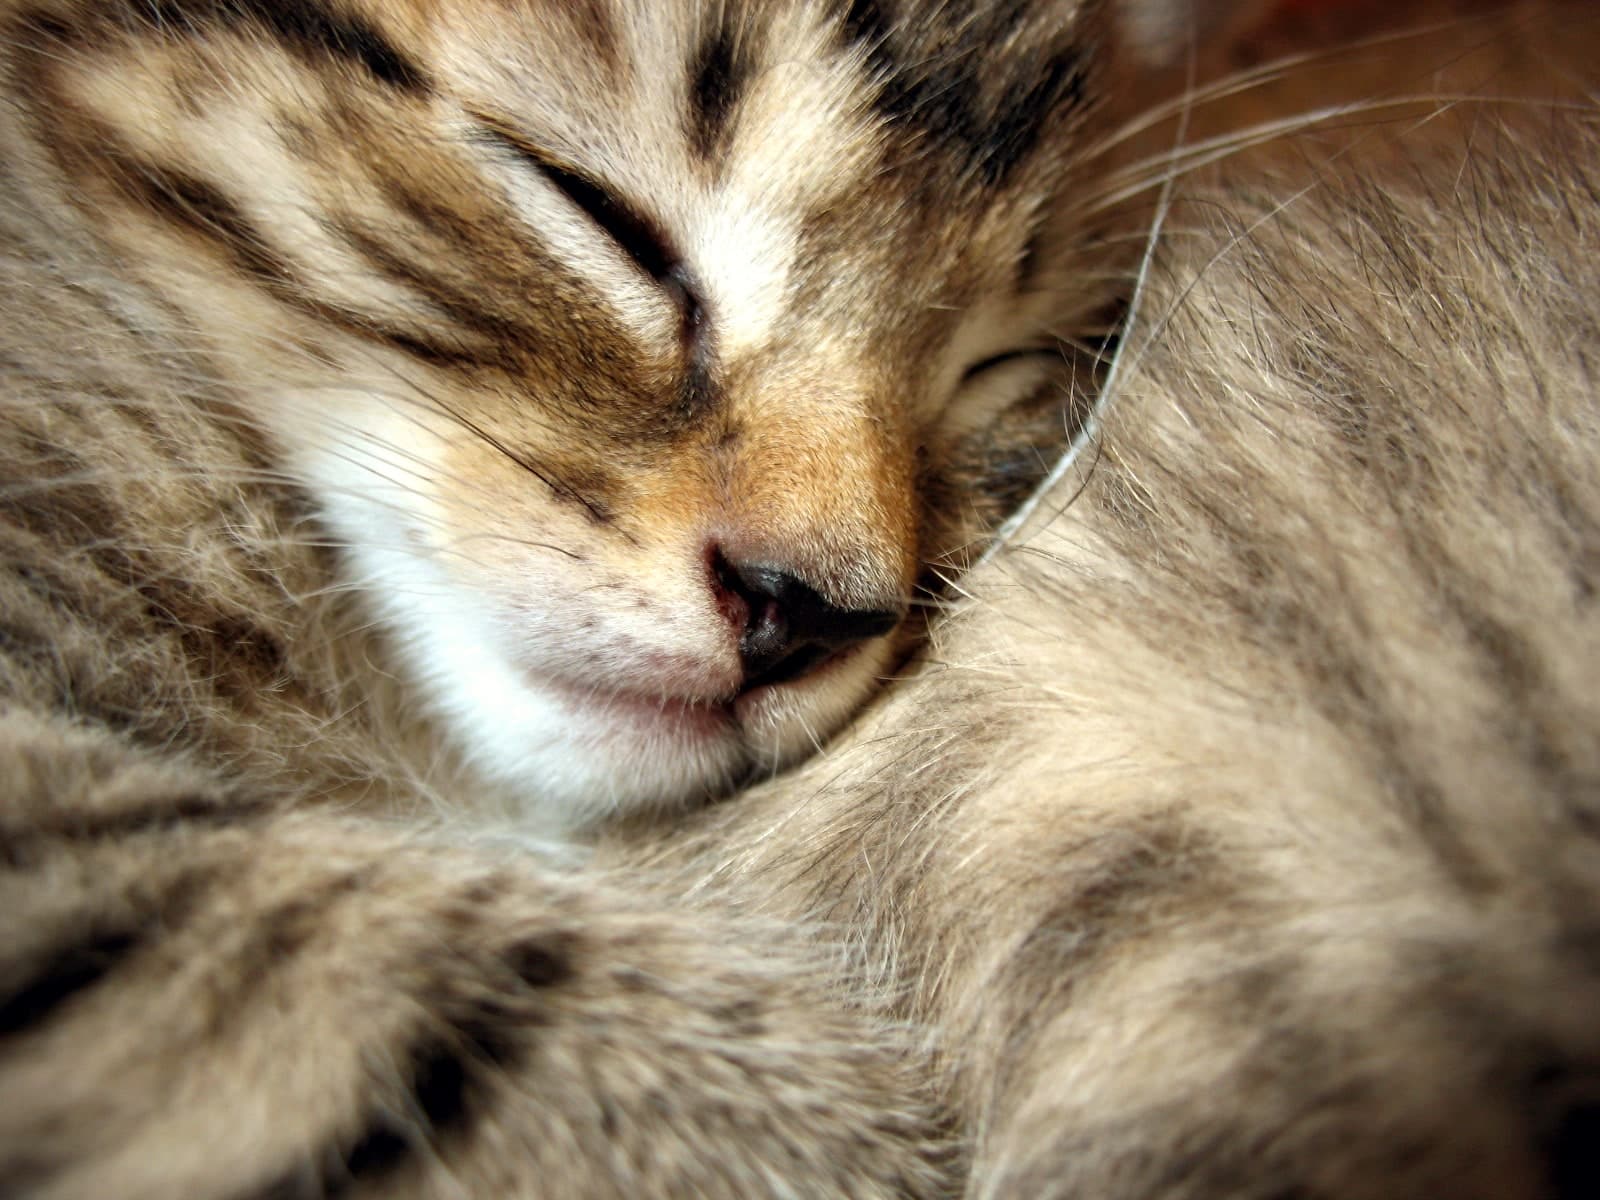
470,115,705,340
959,346,1060,385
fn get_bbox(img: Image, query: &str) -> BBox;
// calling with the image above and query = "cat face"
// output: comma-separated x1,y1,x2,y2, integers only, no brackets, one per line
11,0,1111,827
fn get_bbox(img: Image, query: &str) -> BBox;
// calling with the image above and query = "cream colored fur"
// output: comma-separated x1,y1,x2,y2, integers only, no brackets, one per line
611,43,1600,1199
4,0,1600,1197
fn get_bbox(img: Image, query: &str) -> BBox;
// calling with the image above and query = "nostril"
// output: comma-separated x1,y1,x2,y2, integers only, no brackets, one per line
1549,1101,1600,1199
709,548,903,691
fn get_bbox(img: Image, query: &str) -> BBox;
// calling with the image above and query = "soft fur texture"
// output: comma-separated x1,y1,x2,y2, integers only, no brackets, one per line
616,94,1600,1198
5,0,1600,1197
0,0,1121,833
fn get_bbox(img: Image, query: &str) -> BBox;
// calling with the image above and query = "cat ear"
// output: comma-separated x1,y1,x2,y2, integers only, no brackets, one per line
1113,0,1276,67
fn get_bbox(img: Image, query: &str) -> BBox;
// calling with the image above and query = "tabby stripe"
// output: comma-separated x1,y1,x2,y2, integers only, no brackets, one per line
687,20,750,160
134,166,297,288
1002,819,1235,1011
0,929,141,1037
1405,528,1589,810
331,222,545,367
241,934,575,1197
21,83,477,371
10,792,277,845
19,0,430,94
835,0,1090,187
1186,485,1498,895
0,797,273,871
129,159,496,368
121,161,487,367
0,866,216,1038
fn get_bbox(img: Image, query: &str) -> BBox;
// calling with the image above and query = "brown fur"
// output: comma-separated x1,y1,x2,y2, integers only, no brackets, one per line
6,0,1600,1197
614,87,1600,1198
0,0,1126,1193
0,0,1123,829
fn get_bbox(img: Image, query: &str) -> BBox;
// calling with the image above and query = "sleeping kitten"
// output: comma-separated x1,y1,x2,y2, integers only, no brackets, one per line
0,0,1144,831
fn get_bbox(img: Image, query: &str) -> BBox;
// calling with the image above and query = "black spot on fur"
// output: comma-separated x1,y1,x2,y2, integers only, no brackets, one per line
338,1122,410,1181
250,991,530,1196
688,22,748,158
358,1019,518,1173
239,870,370,975
1532,1064,1600,1200
0,929,140,1036
505,937,573,988
209,615,289,683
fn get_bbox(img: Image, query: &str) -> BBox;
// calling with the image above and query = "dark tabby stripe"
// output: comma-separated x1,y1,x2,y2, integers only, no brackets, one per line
135,165,298,287
1182,484,1500,895
17,0,430,94
835,0,1091,187
241,934,575,1199
1001,819,1237,1011
103,146,498,369
331,220,547,365
11,793,276,845
0,864,219,1037
688,19,751,159
0,928,141,1037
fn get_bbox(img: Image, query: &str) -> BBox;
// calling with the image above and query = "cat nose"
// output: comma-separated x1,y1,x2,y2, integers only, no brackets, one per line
712,553,903,691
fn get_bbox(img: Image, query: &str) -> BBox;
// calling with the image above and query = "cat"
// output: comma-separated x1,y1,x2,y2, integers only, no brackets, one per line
0,0,1132,836
0,0,1154,1194
6,0,1600,1196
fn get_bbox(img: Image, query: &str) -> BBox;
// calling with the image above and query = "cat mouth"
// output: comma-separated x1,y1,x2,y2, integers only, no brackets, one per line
544,643,869,743
584,686,737,739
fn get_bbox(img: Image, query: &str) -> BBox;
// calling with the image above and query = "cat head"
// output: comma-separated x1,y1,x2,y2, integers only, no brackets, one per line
4,0,1229,827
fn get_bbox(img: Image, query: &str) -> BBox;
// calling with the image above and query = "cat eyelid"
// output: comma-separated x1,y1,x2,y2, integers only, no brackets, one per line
470,114,704,334
959,346,1060,385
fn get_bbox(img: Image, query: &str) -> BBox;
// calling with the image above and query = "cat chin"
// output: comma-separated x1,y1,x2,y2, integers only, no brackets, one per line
385,587,882,833
323,513,884,833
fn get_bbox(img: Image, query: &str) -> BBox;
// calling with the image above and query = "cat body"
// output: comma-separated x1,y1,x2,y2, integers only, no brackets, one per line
6,0,1600,1196
630,96,1600,1197
1,0,1125,1194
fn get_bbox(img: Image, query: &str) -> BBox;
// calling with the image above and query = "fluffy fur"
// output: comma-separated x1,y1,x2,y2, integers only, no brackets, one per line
5,0,1600,1197
0,0,1118,832
616,91,1600,1198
